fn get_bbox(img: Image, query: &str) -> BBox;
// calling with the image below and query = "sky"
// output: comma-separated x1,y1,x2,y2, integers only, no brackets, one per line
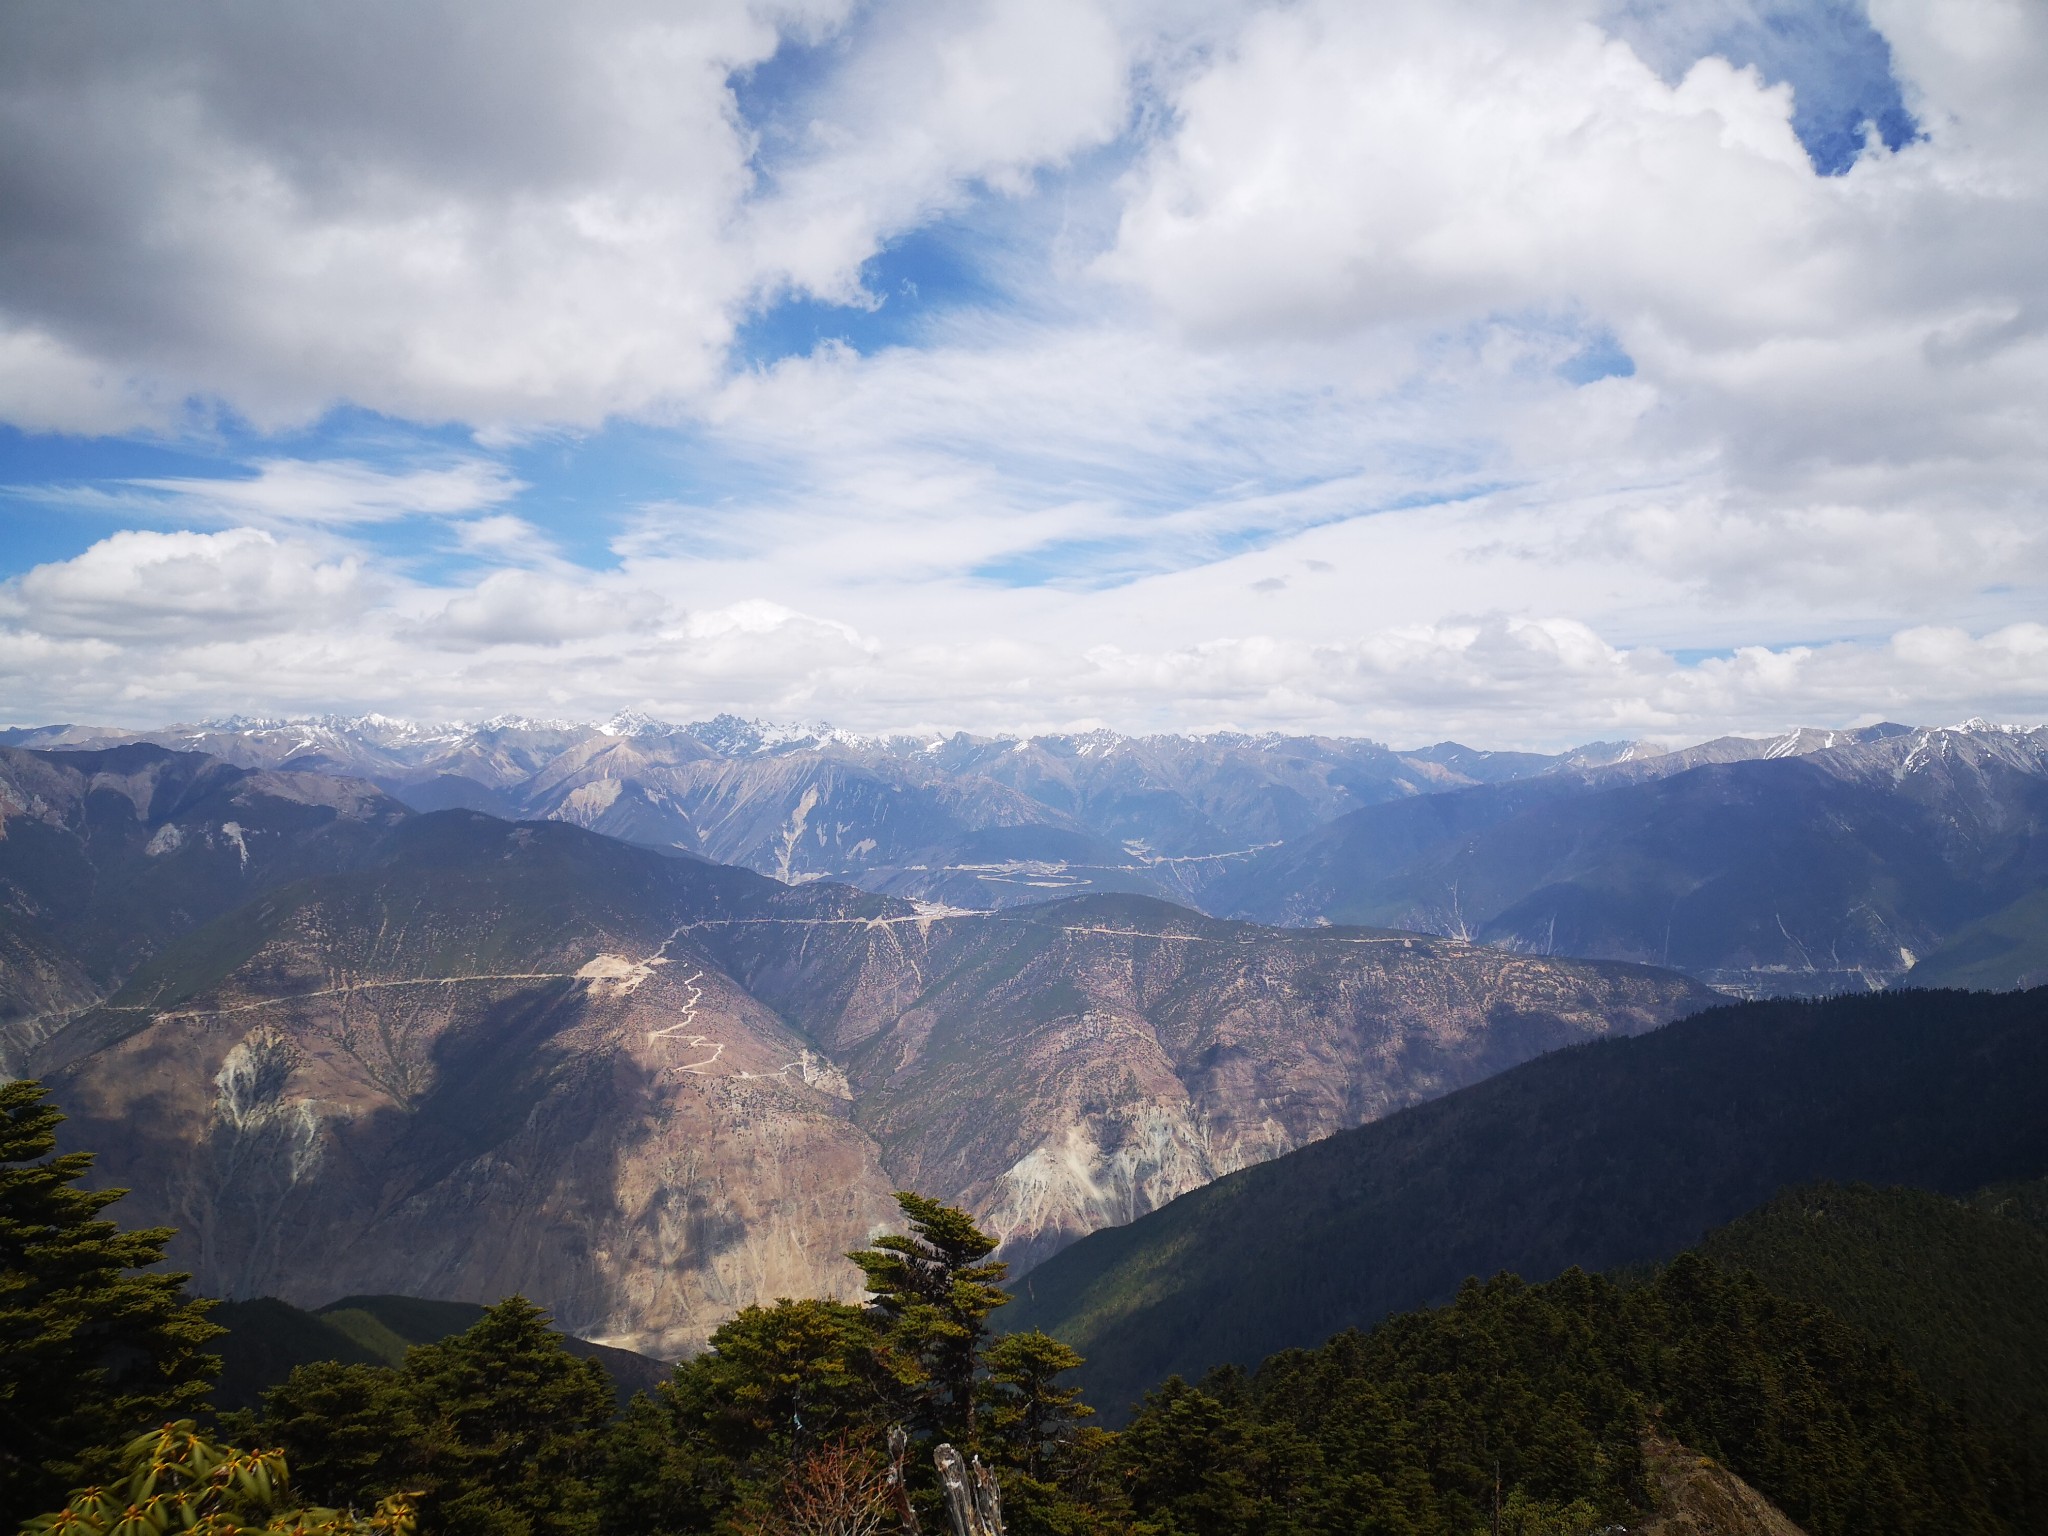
0,0,2043,748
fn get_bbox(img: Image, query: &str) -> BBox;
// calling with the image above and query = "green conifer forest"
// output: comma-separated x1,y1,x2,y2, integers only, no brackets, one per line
9,1073,2048,1536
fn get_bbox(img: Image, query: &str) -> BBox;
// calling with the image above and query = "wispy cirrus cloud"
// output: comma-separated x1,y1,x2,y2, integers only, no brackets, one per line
29,458,525,530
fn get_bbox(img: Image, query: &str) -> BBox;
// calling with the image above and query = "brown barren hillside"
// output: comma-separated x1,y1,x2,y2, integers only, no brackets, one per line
31,804,1712,1355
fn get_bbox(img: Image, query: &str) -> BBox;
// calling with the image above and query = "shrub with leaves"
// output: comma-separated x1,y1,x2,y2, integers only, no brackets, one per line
738,1435,895,1536
20,1420,415,1535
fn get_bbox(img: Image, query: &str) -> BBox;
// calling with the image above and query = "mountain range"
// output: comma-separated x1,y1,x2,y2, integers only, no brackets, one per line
2,741,1707,1356
12,714,2048,995
11,709,2048,1364
1214,721,2048,995
9,715,2044,1536
0,713,1645,911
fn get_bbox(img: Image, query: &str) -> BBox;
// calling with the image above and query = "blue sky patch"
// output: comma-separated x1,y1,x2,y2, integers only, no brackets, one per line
1559,333,1638,386
1607,0,1919,174
735,220,1002,366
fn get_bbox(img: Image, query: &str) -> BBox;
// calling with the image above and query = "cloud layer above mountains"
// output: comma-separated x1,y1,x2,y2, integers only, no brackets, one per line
0,0,2043,743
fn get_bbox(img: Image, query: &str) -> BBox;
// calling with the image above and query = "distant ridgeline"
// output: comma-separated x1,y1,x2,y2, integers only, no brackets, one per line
15,716,2048,997
207,1293,668,1412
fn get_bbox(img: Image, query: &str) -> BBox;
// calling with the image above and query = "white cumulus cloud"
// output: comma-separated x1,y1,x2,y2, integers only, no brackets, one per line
0,0,2044,741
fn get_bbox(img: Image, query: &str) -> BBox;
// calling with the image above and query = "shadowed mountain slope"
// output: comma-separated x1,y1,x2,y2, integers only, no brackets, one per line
1004,987,2048,1414
0,744,408,1066
1217,724,2048,995
209,1293,668,1411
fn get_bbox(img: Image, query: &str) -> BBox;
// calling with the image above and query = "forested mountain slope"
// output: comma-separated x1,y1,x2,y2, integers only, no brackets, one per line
1694,1182,2048,1453
1005,987,2048,1413
1113,1256,2034,1536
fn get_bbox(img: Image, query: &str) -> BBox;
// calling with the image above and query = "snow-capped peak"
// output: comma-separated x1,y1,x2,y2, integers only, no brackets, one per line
598,710,682,739
1937,717,2035,736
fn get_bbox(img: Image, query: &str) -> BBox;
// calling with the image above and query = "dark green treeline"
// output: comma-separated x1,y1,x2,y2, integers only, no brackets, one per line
10,1072,2048,1536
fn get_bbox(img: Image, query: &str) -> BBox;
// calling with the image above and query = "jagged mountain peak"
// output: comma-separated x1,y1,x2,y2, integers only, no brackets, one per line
1941,716,2040,735
681,713,824,754
595,709,683,739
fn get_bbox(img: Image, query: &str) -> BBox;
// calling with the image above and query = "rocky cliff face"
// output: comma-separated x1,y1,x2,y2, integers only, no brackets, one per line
695,891,1712,1269
1638,1434,1808,1536
28,792,1713,1356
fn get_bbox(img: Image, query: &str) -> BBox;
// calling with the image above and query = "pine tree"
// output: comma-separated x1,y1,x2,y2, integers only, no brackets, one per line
849,1193,1010,1444
683,1298,907,1458
598,1298,902,1536
981,1332,1091,1480
248,1360,423,1511
0,1079,222,1528
403,1296,615,1536
257,1296,615,1536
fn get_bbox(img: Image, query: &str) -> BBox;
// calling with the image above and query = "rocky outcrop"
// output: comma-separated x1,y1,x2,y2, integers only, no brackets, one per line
1635,1433,1808,1535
